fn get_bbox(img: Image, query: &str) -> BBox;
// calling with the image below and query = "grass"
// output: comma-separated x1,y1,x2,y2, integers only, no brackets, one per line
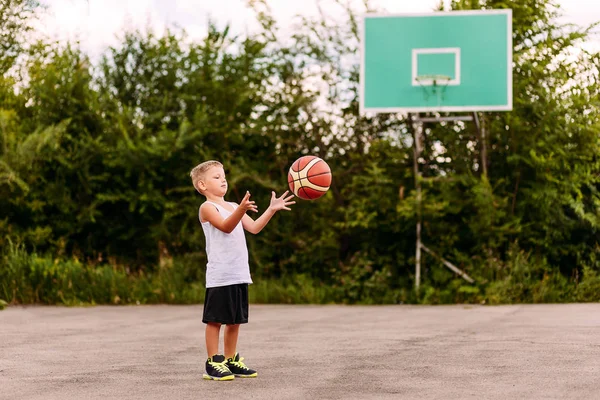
2,242,600,308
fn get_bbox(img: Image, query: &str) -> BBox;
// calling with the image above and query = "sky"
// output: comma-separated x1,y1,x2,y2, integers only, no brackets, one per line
35,0,600,60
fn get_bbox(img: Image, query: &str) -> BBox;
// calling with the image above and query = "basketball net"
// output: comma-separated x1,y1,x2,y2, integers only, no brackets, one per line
415,74,451,109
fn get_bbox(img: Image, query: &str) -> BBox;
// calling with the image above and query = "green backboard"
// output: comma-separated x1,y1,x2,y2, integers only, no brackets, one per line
360,10,512,113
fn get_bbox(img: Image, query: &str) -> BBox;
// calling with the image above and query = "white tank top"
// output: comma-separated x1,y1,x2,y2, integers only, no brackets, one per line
200,201,252,288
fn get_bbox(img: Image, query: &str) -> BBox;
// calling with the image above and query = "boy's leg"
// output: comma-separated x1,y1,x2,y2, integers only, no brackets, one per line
225,323,257,378
202,287,234,381
224,324,240,359
203,322,234,381
206,322,221,357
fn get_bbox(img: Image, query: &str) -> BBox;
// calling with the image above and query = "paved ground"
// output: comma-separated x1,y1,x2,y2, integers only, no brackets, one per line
1,304,599,399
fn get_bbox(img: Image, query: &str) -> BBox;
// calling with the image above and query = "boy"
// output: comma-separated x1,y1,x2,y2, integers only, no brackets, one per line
190,160,295,381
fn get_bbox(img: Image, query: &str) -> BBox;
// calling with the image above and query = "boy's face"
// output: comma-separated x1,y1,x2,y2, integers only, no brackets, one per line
199,166,227,197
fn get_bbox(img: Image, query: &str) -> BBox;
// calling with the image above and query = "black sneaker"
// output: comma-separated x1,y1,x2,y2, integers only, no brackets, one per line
226,353,257,378
203,355,234,381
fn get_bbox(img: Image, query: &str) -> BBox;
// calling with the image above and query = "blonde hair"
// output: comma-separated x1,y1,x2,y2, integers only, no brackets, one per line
190,160,223,194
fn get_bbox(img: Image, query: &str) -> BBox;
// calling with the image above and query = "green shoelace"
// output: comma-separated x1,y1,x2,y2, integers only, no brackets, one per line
228,356,250,371
209,360,230,373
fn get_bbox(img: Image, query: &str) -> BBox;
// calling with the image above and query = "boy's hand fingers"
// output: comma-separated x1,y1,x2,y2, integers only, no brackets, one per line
284,195,295,202
279,190,289,198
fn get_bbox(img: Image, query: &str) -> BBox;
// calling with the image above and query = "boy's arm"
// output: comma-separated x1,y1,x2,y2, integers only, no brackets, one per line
201,192,257,234
242,191,295,234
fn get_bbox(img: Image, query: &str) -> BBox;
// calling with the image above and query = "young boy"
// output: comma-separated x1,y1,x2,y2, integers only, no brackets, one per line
190,160,295,381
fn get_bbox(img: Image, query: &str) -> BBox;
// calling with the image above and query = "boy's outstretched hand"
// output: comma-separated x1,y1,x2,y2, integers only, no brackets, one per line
240,191,258,213
269,191,295,211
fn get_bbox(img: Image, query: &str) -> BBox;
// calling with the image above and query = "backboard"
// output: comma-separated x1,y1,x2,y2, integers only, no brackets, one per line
360,10,512,114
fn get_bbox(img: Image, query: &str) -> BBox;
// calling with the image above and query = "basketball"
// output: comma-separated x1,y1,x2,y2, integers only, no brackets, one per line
288,156,331,200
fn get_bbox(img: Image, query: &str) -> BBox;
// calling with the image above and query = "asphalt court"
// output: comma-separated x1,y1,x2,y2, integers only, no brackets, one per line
1,303,599,399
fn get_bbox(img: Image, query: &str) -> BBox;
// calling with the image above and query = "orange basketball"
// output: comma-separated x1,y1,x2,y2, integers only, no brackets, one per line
288,156,332,200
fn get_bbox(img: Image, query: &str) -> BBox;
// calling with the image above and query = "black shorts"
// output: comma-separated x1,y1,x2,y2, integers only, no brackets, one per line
202,283,249,325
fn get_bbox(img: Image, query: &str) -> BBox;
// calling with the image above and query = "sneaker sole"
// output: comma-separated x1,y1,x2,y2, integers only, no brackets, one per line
203,373,234,381
234,373,258,378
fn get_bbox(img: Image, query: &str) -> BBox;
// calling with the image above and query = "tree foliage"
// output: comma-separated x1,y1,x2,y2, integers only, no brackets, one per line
1,0,599,304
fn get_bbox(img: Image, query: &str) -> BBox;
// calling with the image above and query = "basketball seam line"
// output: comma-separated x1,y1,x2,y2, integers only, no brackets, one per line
297,171,312,200
291,171,331,182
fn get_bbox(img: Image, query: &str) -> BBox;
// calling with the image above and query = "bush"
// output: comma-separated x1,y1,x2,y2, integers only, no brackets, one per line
0,244,340,305
3,243,600,307
574,266,600,302
0,242,206,306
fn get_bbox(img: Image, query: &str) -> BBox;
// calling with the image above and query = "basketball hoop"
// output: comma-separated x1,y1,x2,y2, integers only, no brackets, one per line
414,74,451,108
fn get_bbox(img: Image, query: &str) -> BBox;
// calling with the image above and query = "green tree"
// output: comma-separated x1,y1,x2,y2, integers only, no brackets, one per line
2,0,599,305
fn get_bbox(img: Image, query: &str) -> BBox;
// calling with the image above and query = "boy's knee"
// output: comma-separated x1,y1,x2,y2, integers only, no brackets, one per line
207,322,221,328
